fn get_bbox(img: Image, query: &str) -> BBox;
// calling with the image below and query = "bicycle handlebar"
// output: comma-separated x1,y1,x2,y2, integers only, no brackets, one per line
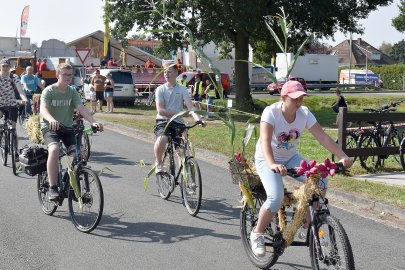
364,100,403,113
185,120,204,129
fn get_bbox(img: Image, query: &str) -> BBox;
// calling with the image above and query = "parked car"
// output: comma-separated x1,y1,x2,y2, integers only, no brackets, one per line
83,68,136,104
266,76,308,95
177,71,231,97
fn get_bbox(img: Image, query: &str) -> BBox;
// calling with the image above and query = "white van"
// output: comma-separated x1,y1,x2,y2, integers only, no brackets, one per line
83,68,136,104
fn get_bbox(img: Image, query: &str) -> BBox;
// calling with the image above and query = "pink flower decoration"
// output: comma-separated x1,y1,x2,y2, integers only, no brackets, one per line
234,152,242,163
297,159,318,177
319,158,337,177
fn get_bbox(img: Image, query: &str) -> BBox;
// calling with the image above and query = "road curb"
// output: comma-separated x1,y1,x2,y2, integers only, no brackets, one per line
101,119,405,220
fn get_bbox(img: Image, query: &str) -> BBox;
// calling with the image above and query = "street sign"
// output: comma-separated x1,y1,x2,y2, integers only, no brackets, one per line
354,73,379,82
75,48,91,65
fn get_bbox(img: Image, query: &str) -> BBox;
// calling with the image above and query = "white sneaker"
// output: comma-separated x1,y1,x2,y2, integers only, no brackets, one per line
155,162,164,175
250,229,266,257
297,225,307,240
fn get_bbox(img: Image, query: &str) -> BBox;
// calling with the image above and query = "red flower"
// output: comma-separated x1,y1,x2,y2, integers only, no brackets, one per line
234,152,242,163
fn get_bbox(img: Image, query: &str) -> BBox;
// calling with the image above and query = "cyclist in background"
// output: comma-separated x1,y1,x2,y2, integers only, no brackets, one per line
154,63,205,174
0,58,28,133
21,66,45,115
40,63,103,200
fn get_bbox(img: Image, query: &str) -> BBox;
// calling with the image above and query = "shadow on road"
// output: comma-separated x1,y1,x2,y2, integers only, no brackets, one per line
89,151,134,166
93,214,239,243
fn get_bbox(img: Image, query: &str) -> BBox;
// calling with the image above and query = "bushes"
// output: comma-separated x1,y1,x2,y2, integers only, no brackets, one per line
370,64,405,90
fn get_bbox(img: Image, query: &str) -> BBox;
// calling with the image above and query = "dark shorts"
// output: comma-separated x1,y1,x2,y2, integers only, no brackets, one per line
96,91,104,101
0,106,18,122
154,119,186,146
41,127,76,150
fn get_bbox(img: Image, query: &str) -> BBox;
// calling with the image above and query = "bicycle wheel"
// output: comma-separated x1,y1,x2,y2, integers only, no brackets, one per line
11,132,18,175
309,214,355,270
181,157,202,216
357,131,381,171
80,133,91,161
332,134,359,163
400,136,405,171
156,147,175,199
388,133,403,168
1,130,8,166
37,171,58,215
68,167,104,233
240,190,279,269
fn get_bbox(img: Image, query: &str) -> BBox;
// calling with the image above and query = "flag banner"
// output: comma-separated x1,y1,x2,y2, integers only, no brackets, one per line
20,5,30,37
103,0,110,58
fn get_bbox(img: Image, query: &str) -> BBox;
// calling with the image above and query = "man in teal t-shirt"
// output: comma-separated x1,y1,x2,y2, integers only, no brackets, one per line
40,63,104,201
21,66,44,115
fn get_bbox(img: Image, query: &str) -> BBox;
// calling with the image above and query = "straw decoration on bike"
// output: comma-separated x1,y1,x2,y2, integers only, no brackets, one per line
279,158,336,247
25,114,45,144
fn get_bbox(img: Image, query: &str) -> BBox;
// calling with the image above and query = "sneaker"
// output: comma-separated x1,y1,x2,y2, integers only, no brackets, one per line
250,229,266,257
155,162,164,175
48,187,60,201
298,225,307,240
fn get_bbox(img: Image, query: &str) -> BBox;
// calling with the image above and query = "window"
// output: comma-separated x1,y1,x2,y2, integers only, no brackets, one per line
111,72,133,84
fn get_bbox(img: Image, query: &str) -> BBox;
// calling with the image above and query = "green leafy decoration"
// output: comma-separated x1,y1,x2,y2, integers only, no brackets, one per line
97,166,113,177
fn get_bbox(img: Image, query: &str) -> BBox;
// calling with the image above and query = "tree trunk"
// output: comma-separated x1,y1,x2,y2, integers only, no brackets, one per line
234,31,252,104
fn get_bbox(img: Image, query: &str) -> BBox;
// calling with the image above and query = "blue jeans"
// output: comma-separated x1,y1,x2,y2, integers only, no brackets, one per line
25,96,33,115
255,154,328,212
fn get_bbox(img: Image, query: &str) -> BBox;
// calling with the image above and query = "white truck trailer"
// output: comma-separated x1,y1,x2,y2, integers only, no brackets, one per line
275,53,338,87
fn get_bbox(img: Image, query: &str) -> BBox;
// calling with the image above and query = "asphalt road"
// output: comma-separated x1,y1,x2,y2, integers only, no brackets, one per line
1,124,404,269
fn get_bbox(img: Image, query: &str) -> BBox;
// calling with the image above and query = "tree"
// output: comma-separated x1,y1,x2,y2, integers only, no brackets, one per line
109,0,392,104
393,0,405,32
379,41,393,56
303,39,333,54
390,39,405,63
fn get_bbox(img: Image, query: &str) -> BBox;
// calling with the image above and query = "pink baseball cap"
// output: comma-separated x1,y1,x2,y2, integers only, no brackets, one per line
280,80,308,99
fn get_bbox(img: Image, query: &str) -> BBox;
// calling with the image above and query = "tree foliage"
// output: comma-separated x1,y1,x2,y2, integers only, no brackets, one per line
379,41,393,56
393,0,405,32
390,39,405,63
108,0,392,104
303,39,333,54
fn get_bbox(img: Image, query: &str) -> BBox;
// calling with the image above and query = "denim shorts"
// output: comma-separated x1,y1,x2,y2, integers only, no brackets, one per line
104,91,113,98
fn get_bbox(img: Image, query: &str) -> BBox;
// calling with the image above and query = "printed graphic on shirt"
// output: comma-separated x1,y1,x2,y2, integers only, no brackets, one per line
51,99,72,107
276,128,300,150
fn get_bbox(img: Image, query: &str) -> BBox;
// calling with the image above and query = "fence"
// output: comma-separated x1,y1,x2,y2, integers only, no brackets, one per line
337,107,405,157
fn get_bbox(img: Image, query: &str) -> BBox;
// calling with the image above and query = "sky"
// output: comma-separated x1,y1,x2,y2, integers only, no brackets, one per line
0,0,404,49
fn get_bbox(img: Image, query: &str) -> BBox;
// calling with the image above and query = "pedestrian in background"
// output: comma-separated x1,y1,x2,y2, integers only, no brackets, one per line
39,59,48,72
331,89,348,125
91,70,106,112
204,78,218,118
192,75,204,111
104,73,115,113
